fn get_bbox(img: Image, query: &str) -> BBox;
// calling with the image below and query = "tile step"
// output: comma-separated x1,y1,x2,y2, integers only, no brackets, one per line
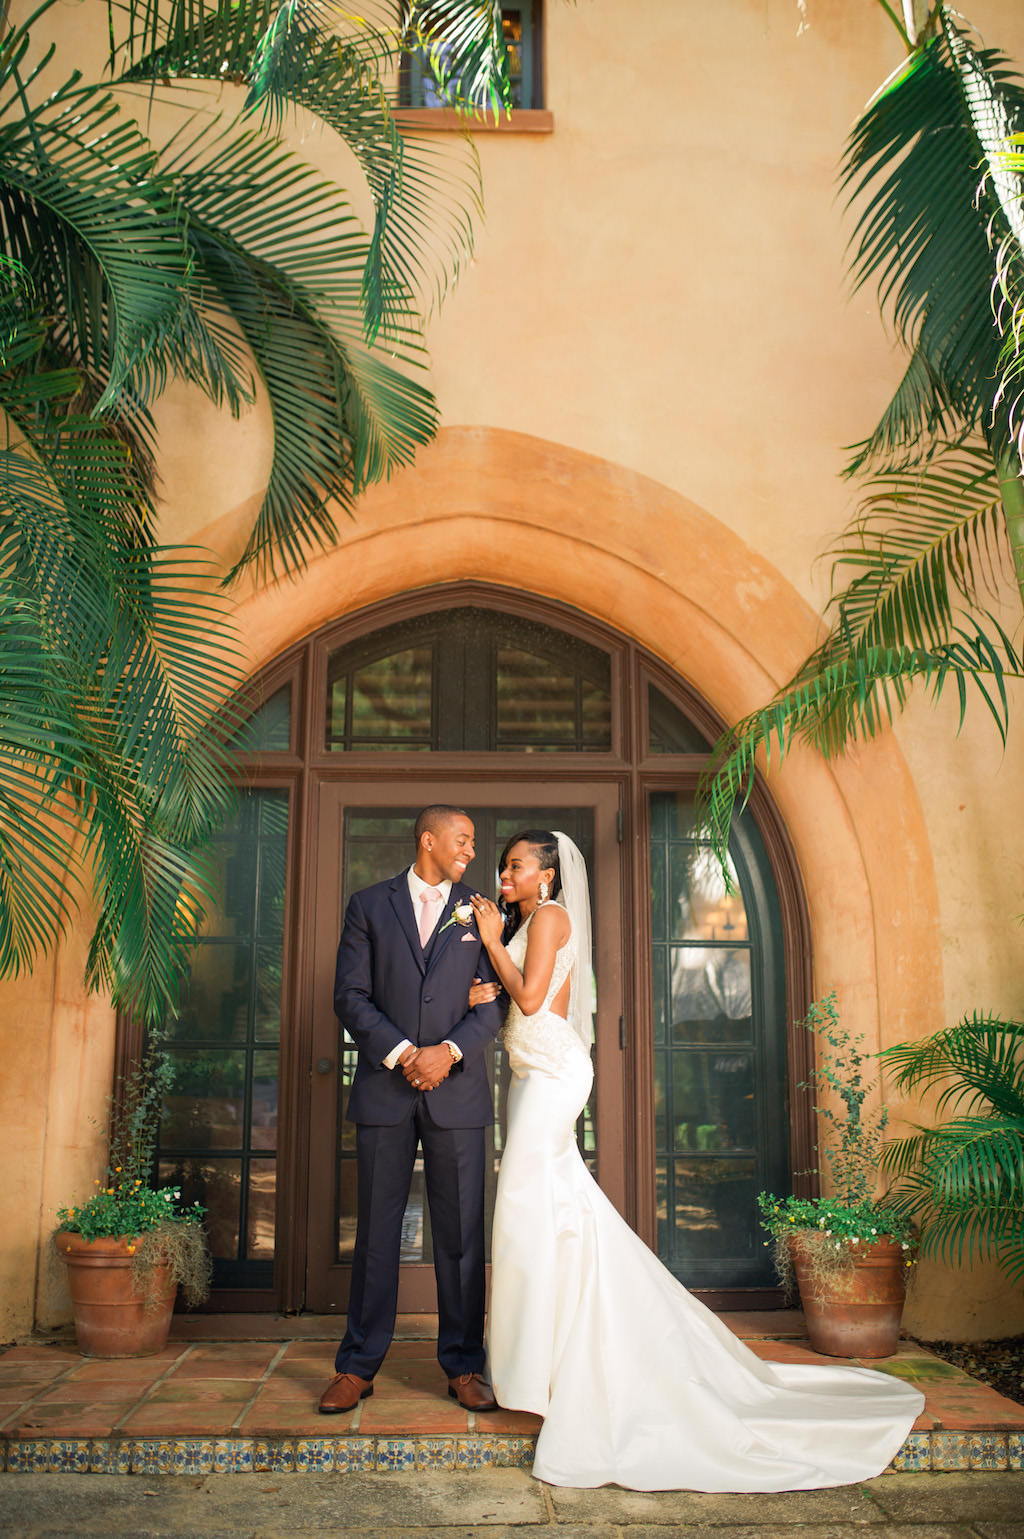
2,1428,1022,1475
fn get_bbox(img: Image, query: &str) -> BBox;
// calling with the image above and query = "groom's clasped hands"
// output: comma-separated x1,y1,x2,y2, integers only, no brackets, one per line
399,910,501,1091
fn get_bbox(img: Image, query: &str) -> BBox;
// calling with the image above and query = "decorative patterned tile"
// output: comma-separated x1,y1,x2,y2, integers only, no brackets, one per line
252,1439,295,1473
89,1439,132,1474
888,1432,932,1472
970,1432,1008,1470
294,1438,335,1472
415,1437,456,1470
47,1440,91,1473
5,1440,50,1473
333,1437,374,1472
130,1438,173,1474
374,1437,415,1471
1007,1431,1024,1470
455,1437,496,1470
212,1438,255,1473
170,1439,215,1475
492,1436,536,1469
931,1431,971,1471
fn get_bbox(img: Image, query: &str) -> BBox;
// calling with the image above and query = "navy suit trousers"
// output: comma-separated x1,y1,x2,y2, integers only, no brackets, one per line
335,1098,487,1379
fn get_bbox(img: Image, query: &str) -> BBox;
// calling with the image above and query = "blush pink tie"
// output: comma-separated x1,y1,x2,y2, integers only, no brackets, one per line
418,888,443,948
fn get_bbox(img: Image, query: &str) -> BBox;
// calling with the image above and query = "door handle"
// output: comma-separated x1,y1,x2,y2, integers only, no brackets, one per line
315,1057,335,1075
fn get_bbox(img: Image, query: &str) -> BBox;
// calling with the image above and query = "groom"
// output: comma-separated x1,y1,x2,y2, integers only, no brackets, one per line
319,805,505,1415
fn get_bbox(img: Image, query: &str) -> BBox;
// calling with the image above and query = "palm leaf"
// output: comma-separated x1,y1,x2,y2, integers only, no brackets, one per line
841,14,1024,453
824,443,1012,655
879,1012,1024,1286
0,51,245,414
0,303,243,1018
108,0,497,340
155,119,436,577
697,626,1024,871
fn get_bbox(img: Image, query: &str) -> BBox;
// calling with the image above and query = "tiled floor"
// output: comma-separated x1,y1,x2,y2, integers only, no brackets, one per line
2,1312,1022,1474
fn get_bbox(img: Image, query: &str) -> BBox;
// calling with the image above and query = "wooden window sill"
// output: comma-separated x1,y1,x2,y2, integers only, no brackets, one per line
395,107,554,134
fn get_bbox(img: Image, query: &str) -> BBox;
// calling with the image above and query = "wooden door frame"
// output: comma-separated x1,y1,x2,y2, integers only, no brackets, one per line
303,777,626,1315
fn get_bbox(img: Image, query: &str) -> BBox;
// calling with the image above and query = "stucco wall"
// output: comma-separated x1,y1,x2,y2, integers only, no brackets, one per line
5,0,1024,1342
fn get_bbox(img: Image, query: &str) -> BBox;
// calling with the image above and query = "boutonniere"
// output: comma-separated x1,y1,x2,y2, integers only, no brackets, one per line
438,900,475,935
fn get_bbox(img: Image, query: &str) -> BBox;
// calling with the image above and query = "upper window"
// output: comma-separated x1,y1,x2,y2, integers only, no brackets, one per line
325,605,610,752
400,4,542,111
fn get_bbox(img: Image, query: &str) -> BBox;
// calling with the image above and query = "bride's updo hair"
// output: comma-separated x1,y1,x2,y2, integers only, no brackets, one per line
497,828,561,942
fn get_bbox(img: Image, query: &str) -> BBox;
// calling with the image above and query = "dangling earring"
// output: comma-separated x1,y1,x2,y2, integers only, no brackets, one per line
538,880,549,904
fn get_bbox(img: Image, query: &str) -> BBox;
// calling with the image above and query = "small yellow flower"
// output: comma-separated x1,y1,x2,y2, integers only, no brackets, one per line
127,1244,136,1255
106,1188,114,1195
115,1166,122,1173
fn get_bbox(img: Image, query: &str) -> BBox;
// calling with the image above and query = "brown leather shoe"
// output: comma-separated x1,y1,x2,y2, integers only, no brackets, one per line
318,1371,374,1414
447,1371,498,1411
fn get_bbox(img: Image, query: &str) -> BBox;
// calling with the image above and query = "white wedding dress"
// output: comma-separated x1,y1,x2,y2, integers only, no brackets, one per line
485,910,924,1492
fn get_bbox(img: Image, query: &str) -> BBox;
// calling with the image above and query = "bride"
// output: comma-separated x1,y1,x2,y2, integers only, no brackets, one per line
467,828,924,1493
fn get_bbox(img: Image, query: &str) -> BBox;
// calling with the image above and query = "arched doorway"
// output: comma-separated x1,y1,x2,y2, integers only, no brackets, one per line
147,584,811,1313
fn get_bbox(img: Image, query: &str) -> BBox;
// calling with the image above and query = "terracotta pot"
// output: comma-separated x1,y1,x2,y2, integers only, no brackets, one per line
791,1234,907,1359
55,1232,176,1358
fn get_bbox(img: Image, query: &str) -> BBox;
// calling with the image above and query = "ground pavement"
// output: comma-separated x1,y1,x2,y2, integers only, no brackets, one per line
1,1467,1024,1538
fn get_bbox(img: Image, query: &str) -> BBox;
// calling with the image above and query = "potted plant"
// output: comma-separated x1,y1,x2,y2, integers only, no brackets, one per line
758,992,915,1358
54,1033,211,1357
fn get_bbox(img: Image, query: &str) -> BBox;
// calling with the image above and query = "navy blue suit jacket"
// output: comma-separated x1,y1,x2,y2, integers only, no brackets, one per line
334,871,505,1128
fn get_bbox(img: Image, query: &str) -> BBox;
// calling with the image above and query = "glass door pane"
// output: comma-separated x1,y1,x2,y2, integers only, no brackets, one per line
648,791,788,1289
158,789,289,1290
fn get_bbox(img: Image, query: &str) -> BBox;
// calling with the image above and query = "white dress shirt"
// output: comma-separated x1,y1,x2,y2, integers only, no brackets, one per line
382,867,463,1070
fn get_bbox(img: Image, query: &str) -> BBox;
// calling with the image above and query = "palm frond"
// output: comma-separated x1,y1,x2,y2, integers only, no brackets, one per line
841,14,1024,452
0,20,254,416
0,312,243,1018
879,1010,1024,1287
882,1014,1024,1117
155,119,437,578
108,0,496,340
696,627,1024,870
824,442,1012,654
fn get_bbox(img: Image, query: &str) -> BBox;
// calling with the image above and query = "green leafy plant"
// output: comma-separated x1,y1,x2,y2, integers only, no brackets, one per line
0,0,510,1025
698,6,1024,874
881,1012,1024,1288
55,1033,210,1305
758,993,914,1295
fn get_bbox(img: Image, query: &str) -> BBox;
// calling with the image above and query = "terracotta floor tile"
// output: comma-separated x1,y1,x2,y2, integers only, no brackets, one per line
248,1379,325,1403
238,1404,345,1435
866,1355,973,1382
276,1341,334,1360
145,1378,254,1404
8,1409,119,1437
120,1408,242,1434
166,1359,276,1381
58,1353,185,1381
718,1311,807,1339
476,1408,543,1433
359,1399,469,1433
272,1357,336,1380
376,1361,448,1394
0,1346,81,1366
0,1364,73,1386
382,1341,438,1361
35,1381,147,1406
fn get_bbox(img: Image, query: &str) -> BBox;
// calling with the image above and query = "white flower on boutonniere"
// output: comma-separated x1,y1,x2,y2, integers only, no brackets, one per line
438,900,475,935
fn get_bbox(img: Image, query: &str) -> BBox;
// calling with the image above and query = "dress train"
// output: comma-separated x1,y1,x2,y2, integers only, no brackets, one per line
485,914,924,1492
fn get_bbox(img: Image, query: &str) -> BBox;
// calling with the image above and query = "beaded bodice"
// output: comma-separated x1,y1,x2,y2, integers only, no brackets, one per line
501,906,589,1076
